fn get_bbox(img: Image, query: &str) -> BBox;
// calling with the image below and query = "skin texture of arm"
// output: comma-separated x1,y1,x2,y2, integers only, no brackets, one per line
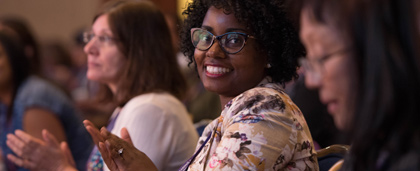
23,107,67,143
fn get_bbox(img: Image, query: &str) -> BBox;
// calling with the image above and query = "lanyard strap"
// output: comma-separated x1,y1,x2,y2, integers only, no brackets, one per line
178,133,212,171
87,109,121,171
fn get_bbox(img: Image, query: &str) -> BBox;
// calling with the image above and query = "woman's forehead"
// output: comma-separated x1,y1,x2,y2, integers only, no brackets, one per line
201,6,250,33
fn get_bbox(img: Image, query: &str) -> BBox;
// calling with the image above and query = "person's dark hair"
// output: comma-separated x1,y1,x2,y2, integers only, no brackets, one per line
180,0,305,85
0,30,30,118
345,0,420,169
287,0,350,32
93,0,187,106
298,0,420,169
0,16,40,74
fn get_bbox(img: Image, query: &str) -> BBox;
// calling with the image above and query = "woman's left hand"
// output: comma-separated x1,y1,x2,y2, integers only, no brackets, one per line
98,128,158,171
83,120,158,171
6,129,77,171
83,120,106,147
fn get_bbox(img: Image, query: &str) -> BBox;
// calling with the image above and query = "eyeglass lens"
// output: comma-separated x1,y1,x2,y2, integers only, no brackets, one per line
83,32,93,44
299,58,322,81
191,29,247,54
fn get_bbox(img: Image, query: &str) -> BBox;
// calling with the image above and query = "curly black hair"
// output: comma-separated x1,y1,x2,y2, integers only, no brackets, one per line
180,0,305,85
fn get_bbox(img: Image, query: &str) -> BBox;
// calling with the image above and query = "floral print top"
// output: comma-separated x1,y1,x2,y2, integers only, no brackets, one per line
188,78,318,170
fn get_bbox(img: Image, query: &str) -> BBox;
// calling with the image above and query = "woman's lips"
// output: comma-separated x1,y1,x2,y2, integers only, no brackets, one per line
326,101,338,115
88,62,100,68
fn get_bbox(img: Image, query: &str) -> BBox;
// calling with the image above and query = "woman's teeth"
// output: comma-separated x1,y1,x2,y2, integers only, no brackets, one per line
206,66,231,74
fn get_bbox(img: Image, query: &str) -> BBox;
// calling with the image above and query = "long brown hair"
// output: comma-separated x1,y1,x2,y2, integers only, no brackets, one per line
94,1,187,106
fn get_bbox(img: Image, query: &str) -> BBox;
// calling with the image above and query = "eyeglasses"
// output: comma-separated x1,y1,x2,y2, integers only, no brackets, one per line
299,48,349,81
191,28,255,54
83,32,118,46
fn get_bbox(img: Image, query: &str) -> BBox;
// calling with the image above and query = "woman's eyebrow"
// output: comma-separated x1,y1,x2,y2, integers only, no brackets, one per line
225,28,247,33
201,25,213,31
200,25,249,35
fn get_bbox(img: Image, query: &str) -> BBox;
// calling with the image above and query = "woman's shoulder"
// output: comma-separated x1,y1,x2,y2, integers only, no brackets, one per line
113,92,196,140
14,76,73,111
226,83,291,112
125,92,184,109
16,76,69,100
121,92,188,118
232,82,286,103
223,82,305,124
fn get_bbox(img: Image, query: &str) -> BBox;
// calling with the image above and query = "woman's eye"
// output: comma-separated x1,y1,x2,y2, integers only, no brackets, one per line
227,37,244,47
202,35,212,42
98,35,111,42
226,34,243,45
97,36,105,42
228,38,241,44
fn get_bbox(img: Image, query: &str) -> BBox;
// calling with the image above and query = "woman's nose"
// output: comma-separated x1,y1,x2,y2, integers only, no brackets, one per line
84,39,98,56
205,40,227,59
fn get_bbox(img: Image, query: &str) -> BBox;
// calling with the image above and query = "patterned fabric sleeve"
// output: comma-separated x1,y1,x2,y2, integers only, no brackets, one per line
203,86,318,170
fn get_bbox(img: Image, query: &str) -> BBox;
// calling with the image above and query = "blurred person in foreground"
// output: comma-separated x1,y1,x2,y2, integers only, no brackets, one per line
297,0,420,169
0,16,41,75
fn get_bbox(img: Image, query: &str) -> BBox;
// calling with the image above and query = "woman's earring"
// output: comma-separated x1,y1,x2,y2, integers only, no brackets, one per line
266,63,272,68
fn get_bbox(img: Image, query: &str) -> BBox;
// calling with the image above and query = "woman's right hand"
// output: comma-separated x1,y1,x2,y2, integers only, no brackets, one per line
98,128,158,171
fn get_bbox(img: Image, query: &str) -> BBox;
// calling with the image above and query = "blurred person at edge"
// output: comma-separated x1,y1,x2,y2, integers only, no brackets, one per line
52,0,319,170
297,0,420,170
0,30,92,171
6,1,198,171
0,16,76,103
0,16,41,75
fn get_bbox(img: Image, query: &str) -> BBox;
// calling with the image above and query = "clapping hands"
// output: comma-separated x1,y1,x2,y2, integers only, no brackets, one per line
5,120,158,171
83,120,157,171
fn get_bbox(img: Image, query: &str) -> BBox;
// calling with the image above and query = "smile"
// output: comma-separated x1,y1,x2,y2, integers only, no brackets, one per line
206,66,231,75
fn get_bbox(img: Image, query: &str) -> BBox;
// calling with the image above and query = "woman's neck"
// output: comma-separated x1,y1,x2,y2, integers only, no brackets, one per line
219,96,233,108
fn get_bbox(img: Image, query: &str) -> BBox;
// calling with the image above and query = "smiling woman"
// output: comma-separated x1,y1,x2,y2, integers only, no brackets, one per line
190,6,267,106
81,0,318,170
178,1,318,169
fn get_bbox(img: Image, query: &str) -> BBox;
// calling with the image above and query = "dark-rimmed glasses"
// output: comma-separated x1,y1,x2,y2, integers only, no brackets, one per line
191,28,255,54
